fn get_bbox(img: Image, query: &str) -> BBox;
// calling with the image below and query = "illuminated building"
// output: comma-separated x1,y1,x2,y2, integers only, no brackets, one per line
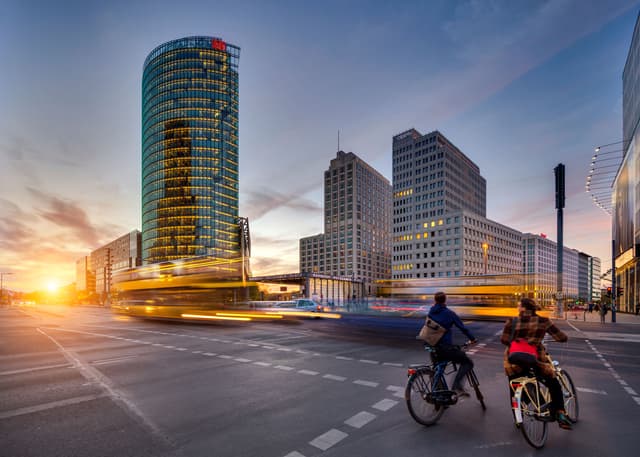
299,151,392,296
612,12,640,313
142,36,241,264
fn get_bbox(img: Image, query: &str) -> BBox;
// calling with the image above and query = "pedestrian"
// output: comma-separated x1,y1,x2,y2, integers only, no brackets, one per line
600,303,608,323
635,303,639,316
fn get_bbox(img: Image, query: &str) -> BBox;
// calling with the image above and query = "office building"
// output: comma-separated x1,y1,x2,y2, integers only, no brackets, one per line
392,209,522,279
142,36,241,264
300,151,392,295
613,12,640,313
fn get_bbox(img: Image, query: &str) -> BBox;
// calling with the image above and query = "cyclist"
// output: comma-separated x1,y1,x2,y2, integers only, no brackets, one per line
500,298,572,430
428,291,477,397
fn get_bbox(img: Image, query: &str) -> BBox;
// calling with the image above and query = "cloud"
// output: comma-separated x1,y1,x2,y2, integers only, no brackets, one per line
250,255,298,276
28,187,102,246
0,199,37,249
244,186,323,221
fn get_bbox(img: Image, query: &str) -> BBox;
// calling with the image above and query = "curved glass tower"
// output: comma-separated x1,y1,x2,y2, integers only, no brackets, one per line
142,37,240,264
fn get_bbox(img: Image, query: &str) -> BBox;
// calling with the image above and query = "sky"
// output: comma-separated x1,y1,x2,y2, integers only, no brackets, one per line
1,0,639,292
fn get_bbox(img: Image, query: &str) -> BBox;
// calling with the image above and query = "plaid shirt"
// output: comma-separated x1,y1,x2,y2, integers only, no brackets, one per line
500,309,567,377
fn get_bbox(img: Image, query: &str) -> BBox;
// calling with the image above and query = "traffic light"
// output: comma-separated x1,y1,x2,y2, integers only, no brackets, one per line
617,287,624,297
606,287,612,297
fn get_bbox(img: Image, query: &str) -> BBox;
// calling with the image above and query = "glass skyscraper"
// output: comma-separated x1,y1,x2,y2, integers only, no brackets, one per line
142,36,240,264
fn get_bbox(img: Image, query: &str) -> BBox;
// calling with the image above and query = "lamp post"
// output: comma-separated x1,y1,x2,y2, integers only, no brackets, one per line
1,272,14,304
482,243,489,275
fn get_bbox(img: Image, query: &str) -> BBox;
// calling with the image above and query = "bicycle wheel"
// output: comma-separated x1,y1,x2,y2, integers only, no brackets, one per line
519,383,548,449
467,370,486,411
558,370,579,423
405,368,446,426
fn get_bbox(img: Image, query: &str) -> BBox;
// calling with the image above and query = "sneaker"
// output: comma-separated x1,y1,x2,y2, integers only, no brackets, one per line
557,412,572,430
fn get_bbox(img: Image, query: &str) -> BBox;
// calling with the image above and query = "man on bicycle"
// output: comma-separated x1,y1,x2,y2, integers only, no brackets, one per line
428,291,477,397
500,298,572,430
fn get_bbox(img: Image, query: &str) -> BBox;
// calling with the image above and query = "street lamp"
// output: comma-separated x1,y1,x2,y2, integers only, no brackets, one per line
482,243,489,275
1,272,14,304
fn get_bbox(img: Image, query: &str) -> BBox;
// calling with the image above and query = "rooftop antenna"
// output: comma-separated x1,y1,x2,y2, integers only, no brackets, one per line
338,129,340,152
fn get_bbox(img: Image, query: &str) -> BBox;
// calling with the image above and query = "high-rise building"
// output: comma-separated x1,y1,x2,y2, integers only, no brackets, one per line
613,12,640,313
300,151,392,294
141,36,241,264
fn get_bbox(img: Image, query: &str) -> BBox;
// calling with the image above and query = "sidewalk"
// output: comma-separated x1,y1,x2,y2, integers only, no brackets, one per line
565,308,640,324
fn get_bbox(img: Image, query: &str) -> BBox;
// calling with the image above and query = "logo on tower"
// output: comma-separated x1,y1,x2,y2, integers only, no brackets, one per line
212,39,226,51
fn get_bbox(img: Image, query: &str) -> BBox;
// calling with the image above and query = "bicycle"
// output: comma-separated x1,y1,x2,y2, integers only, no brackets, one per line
509,349,579,448
405,343,486,426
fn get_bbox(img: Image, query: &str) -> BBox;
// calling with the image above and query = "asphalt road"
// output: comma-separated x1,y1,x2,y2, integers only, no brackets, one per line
2,305,639,457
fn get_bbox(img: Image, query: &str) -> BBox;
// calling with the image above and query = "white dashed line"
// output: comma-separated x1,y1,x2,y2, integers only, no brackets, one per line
234,358,252,363
253,361,272,367
218,355,233,359
336,356,353,361
203,352,217,356
275,365,295,371
353,380,378,388
382,362,403,367
323,374,347,382
372,399,398,411
577,387,607,395
634,397,640,406
624,387,639,396
283,452,306,457
192,350,203,354
344,411,376,429
298,370,319,376
309,429,348,451
359,359,379,365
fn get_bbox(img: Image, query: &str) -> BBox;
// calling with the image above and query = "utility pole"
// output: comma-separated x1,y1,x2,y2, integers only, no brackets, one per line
611,239,617,322
555,164,565,318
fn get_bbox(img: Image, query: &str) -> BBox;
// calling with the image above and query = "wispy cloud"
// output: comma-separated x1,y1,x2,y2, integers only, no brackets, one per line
244,186,323,221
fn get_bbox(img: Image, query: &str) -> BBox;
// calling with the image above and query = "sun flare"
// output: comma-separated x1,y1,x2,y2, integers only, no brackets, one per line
46,280,59,293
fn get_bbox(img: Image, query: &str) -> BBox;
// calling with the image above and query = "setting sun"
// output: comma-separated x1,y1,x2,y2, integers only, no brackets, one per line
46,280,59,293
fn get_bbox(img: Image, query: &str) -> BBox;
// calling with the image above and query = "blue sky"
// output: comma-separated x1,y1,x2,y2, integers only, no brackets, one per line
1,0,638,291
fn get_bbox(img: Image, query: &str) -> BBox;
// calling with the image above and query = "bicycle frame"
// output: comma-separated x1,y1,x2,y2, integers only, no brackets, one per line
510,376,553,424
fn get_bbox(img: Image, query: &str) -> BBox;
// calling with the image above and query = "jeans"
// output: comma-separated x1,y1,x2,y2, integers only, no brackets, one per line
434,343,473,390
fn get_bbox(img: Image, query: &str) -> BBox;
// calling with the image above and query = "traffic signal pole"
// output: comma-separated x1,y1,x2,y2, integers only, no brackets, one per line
611,239,616,323
555,164,565,319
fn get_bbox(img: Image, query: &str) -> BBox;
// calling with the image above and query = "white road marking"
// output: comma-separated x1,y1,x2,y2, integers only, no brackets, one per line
353,380,378,388
624,387,639,396
218,355,233,359
275,365,295,371
577,387,607,395
0,363,72,376
92,355,139,366
344,411,377,428
234,358,252,363
359,359,379,365
323,374,347,382
254,361,272,367
336,356,353,361
309,429,348,451
0,393,108,419
298,370,319,376
619,380,629,386
175,348,187,351
372,399,398,411
382,362,403,367
634,397,640,406
283,452,306,457
192,350,203,354
475,441,514,449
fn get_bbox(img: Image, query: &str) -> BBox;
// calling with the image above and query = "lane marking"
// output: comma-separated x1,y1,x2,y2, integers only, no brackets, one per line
336,356,353,361
298,369,319,376
359,359,379,365
218,355,233,359
353,380,378,388
0,363,72,376
0,393,107,419
382,362,403,367
283,452,306,457
344,411,376,429
254,361,271,367
275,365,295,371
91,355,139,366
577,387,607,395
234,358,252,363
372,399,398,411
624,387,639,396
323,374,346,382
309,429,348,451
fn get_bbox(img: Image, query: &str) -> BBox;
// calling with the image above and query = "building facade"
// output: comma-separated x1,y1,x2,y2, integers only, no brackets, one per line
75,231,142,301
142,36,241,264
613,12,640,313
392,210,522,279
300,151,392,295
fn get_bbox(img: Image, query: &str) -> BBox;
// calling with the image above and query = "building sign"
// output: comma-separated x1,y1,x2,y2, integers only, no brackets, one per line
615,247,634,269
212,39,226,51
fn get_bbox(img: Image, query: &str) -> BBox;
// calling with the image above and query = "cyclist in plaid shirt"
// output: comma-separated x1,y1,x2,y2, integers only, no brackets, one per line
500,298,572,430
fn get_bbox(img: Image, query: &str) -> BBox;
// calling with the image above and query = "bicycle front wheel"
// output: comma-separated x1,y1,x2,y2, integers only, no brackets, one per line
558,370,579,423
520,383,548,449
405,368,445,426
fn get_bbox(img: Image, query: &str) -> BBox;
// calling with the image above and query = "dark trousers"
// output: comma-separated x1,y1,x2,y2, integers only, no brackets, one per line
434,344,473,390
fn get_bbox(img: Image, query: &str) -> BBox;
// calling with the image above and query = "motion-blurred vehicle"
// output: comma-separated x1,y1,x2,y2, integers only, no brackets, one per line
275,299,324,313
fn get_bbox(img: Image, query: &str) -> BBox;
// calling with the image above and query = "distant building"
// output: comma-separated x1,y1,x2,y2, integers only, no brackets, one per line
300,151,392,296
141,36,241,264
612,12,640,313
589,256,602,302
75,230,142,300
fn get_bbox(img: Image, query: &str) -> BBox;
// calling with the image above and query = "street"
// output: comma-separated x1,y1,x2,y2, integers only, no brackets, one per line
2,305,640,457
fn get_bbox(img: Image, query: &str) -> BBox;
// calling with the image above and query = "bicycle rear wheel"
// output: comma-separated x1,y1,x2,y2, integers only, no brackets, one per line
405,368,446,426
519,383,548,449
558,370,579,423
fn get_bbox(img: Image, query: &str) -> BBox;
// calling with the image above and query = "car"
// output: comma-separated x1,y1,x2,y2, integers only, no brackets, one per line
273,299,324,315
